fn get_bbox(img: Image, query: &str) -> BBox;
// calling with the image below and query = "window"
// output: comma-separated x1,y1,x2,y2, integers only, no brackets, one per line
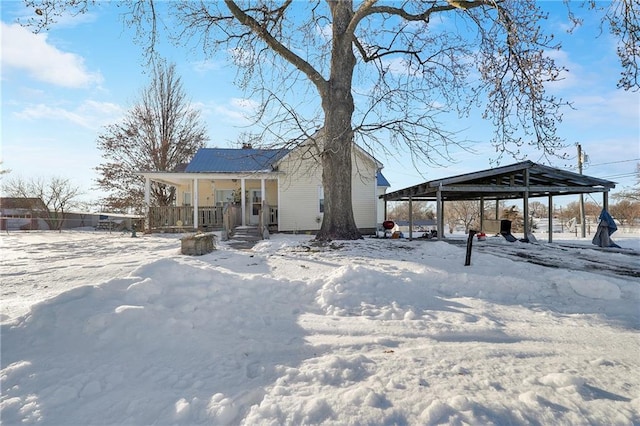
318,186,324,214
215,190,235,206
183,192,191,206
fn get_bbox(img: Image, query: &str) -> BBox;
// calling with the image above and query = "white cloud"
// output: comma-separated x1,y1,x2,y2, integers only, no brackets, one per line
13,100,123,129
195,97,259,124
564,90,640,127
229,97,259,111
191,59,223,74
1,22,103,88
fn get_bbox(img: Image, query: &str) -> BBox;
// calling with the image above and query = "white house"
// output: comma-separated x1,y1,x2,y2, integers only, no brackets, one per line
138,137,390,234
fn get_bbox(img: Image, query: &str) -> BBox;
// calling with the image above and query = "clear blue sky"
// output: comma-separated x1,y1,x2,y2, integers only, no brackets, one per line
1,1,638,205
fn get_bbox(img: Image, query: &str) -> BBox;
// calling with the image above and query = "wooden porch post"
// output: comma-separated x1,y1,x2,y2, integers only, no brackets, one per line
277,176,281,231
240,178,246,226
193,178,199,230
144,177,151,231
261,178,266,232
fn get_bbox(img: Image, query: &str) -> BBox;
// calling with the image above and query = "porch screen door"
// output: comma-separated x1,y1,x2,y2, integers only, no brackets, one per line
249,189,261,225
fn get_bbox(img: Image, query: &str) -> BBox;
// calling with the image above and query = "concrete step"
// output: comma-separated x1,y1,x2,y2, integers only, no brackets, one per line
229,226,261,250
233,226,260,238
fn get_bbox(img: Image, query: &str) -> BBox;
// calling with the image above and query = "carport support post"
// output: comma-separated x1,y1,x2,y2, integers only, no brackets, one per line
548,194,553,243
480,197,485,231
523,168,530,238
603,191,609,211
436,186,444,239
409,196,413,241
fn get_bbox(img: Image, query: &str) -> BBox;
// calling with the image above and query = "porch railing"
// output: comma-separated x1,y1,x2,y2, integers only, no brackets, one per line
198,206,224,229
148,206,224,230
148,205,278,232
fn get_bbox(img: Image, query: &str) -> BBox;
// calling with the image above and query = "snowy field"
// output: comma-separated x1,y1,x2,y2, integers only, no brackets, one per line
1,229,639,425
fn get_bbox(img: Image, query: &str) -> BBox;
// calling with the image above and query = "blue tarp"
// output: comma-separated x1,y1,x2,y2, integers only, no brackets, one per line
592,209,621,248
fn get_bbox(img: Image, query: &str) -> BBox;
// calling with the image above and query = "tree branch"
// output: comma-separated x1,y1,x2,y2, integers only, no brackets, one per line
223,0,327,96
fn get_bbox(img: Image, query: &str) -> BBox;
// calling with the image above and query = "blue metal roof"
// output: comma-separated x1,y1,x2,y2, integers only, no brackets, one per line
377,171,390,187
185,148,290,173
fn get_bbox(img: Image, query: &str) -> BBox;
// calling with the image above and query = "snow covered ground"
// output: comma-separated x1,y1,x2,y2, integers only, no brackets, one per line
1,230,639,425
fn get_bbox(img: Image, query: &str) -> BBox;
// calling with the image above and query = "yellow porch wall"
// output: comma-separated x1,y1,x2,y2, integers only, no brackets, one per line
174,179,277,207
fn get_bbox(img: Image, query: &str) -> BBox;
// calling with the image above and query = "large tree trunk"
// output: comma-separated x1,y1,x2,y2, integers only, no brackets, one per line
316,1,361,241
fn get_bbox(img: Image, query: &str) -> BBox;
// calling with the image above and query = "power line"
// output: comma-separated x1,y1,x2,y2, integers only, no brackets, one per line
602,172,637,180
586,158,640,167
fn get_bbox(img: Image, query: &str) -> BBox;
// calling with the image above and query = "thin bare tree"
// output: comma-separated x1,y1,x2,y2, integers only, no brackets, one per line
2,176,82,231
95,61,208,212
445,200,481,234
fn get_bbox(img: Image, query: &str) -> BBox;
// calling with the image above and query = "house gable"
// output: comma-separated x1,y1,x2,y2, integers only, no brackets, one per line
377,172,390,187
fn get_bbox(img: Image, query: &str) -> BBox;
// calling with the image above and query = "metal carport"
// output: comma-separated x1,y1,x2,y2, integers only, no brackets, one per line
380,160,616,243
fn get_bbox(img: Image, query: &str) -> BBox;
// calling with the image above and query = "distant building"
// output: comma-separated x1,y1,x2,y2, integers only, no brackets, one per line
0,198,46,230
0,197,142,231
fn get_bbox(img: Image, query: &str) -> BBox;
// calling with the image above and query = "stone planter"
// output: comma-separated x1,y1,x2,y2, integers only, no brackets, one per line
181,233,216,256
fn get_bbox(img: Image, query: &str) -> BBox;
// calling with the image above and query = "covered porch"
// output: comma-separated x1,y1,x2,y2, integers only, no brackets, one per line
139,171,280,233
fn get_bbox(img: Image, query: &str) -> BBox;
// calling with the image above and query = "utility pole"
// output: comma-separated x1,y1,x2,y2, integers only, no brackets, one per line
577,143,586,238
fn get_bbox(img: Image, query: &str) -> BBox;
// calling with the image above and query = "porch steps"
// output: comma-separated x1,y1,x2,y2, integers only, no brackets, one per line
228,226,262,250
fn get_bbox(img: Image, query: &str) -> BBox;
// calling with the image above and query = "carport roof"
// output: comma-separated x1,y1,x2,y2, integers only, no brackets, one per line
381,160,616,202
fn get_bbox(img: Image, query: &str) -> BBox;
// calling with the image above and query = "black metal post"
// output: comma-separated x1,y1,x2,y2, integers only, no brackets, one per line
464,230,477,266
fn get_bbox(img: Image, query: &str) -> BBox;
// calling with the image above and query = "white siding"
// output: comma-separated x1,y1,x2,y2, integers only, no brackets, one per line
351,149,377,230
278,144,379,232
376,185,388,224
278,147,324,232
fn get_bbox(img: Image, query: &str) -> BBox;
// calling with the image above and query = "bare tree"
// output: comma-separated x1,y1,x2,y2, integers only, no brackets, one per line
609,200,640,226
25,1,640,240
95,61,208,212
445,200,481,234
481,200,506,220
562,200,601,224
2,176,82,231
387,201,435,222
529,201,548,218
